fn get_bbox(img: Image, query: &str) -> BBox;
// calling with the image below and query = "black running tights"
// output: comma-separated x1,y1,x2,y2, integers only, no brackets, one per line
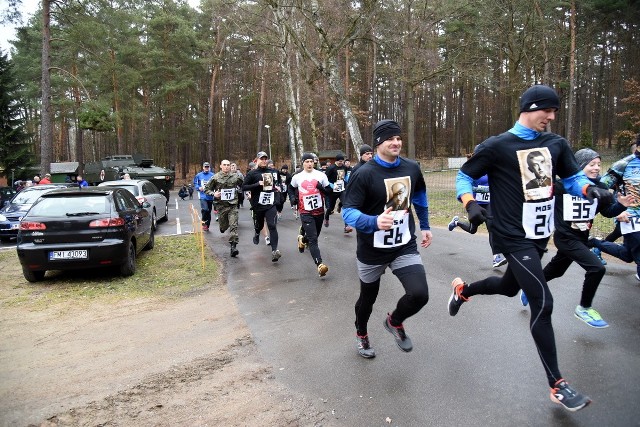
460,247,562,387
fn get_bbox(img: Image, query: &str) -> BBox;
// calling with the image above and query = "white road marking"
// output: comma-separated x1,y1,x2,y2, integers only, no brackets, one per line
176,217,181,234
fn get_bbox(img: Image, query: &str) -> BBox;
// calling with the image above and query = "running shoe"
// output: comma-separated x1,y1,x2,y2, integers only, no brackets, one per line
383,313,412,352
202,225,209,231
549,379,591,412
591,247,606,265
265,236,271,246
448,277,469,316
636,273,640,282
317,263,329,277
324,218,329,228
520,290,529,307
492,254,507,268
574,306,609,328
252,233,259,245
271,249,281,262
356,334,375,359
277,212,282,221
297,235,306,253
344,225,353,233
447,215,459,231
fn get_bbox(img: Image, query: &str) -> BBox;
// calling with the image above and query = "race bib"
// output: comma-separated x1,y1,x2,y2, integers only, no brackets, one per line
620,217,640,235
303,193,323,210
373,211,410,248
474,191,490,203
220,188,236,201
258,192,275,205
562,194,597,221
333,180,345,192
522,200,554,239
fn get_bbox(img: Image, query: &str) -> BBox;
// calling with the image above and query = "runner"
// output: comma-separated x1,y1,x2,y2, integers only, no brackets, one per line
343,119,432,358
205,159,244,257
193,162,215,231
530,148,632,327
324,154,353,233
242,152,282,262
290,153,332,277
448,84,613,411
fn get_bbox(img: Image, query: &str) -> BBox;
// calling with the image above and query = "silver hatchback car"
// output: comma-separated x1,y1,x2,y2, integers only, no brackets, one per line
98,179,168,229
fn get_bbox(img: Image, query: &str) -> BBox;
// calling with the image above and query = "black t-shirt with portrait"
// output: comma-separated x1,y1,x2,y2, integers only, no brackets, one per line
343,157,425,264
461,131,580,254
242,166,279,212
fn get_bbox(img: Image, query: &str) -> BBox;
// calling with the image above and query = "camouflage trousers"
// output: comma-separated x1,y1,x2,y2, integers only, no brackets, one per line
218,204,239,244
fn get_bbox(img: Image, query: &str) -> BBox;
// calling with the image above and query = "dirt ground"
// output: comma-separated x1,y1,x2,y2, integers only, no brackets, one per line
0,280,332,426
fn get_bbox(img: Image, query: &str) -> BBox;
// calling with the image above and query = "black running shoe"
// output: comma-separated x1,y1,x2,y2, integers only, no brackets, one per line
271,249,281,262
252,233,259,245
448,277,468,317
550,379,591,412
383,314,412,352
356,334,375,359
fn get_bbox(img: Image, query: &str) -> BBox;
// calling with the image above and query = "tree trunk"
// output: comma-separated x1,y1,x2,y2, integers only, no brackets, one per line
40,0,53,174
565,0,576,144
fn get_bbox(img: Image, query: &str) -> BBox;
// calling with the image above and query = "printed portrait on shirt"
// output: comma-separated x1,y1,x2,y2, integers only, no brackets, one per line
384,177,411,211
518,148,553,201
337,169,345,181
262,172,273,190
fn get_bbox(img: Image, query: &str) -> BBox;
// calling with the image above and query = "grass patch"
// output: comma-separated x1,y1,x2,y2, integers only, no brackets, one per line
0,234,220,310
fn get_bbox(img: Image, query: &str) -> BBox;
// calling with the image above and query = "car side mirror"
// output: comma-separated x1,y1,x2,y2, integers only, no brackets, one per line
142,201,151,208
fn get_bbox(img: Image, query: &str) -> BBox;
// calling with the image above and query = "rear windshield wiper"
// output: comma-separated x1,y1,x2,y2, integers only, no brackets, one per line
66,212,101,216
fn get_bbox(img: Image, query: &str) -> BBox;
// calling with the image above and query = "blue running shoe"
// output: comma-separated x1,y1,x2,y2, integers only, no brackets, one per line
520,290,529,307
448,216,459,231
492,254,507,268
574,305,609,328
591,247,606,265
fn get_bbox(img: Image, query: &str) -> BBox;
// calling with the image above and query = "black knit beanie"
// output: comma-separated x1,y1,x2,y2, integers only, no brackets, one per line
519,85,560,113
373,120,401,146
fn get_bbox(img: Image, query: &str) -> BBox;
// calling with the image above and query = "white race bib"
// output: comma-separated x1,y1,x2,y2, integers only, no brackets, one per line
220,188,236,201
333,180,345,192
620,217,640,235
522,200,555,239
373,211,410,248
258,192,275,205
562,194,597,221
474,191,490,203
303,193,323,210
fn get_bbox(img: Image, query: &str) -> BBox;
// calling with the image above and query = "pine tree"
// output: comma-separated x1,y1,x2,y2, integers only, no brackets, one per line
0,50,34,182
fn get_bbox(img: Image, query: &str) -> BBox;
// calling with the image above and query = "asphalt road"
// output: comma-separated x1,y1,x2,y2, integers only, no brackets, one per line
15,195,636,427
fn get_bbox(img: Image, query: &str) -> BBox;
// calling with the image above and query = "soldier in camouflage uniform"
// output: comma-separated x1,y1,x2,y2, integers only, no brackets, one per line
206,160,244,257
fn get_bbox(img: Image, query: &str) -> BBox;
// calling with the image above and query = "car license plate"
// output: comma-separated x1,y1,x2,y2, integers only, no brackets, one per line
49,250,88,260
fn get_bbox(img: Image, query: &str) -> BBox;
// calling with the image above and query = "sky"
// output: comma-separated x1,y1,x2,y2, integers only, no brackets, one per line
0,0,201,55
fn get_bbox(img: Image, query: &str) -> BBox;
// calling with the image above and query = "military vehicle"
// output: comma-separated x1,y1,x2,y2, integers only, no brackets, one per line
83,154,175,200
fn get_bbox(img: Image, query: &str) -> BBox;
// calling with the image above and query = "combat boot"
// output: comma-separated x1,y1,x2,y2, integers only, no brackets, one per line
230,243,239,257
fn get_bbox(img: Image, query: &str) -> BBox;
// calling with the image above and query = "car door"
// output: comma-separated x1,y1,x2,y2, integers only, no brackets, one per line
142,181,162,219
114,189,150,251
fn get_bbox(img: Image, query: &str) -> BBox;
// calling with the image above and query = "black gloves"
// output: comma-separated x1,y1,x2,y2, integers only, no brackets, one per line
585,185,614,206
465,200,488,225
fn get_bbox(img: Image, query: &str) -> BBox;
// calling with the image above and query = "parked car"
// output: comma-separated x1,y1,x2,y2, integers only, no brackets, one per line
1,186,17,208
98,179,168,229
0,184,72,242
16,187,154,282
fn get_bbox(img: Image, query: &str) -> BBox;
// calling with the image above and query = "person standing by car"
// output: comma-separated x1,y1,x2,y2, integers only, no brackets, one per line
193,162,215,231
206,160,244,257
39,174,52,184
76,175,89,187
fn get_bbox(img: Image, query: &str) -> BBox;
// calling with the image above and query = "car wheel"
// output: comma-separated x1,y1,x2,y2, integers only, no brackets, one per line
151,209,158,230
22,267,45,283
143,228,155,251
119,241,136,276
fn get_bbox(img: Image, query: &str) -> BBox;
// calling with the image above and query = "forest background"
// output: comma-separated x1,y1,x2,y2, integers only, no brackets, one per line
0,0,639,182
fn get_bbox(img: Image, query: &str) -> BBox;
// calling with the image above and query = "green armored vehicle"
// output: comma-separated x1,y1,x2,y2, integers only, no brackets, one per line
84,154,175,199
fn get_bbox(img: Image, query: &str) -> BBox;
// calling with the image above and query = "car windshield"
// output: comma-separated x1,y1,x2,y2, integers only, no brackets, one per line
102,184,140,196
11,189,51,205
28,195,110,217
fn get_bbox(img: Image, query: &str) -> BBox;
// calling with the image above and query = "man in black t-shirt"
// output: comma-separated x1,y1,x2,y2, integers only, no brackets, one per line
448,84,614,412
342,119,432,359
